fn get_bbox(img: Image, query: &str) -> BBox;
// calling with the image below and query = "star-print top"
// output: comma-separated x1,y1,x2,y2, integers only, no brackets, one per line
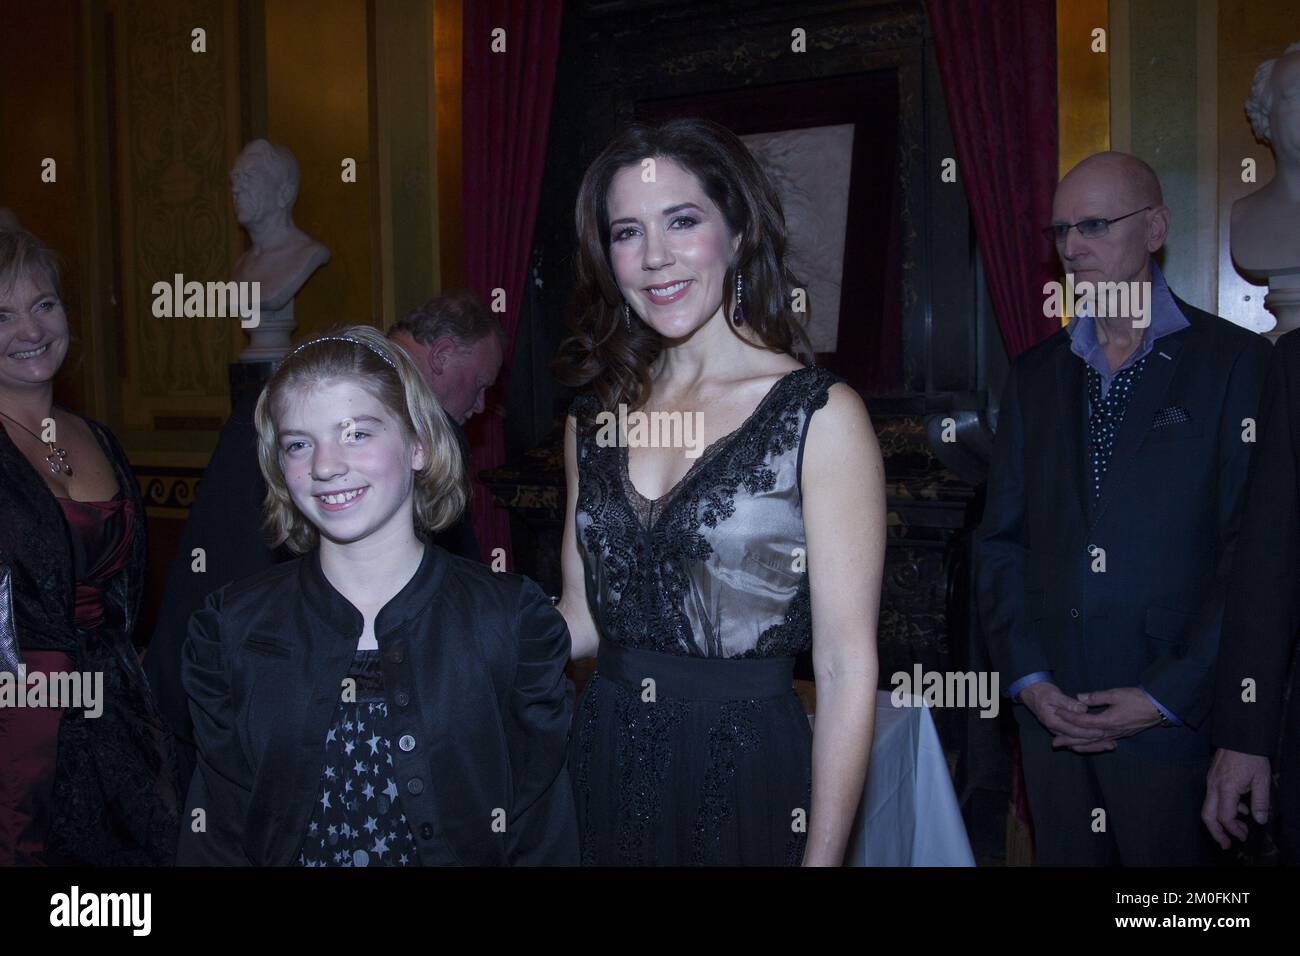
297,650,419,867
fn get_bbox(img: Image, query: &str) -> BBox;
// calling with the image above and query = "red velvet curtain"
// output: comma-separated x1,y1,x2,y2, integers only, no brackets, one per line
462,0,563,566
927,0,1059,840
926,0,1059,360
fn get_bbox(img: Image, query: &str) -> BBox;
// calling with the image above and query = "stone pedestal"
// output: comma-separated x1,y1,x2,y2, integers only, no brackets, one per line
1264,275,1300,342
238,302,295,363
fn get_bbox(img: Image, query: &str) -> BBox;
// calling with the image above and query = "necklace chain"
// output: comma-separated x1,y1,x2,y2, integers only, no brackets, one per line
0,409,74,476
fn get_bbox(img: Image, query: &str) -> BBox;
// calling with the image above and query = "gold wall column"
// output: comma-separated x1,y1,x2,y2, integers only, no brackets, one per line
263,0,373,337
368,0,441,327
1056,0,1111,180
1054,0,1111,325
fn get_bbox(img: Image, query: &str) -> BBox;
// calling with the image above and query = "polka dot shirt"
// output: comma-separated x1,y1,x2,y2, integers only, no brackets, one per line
1086,356,1150,503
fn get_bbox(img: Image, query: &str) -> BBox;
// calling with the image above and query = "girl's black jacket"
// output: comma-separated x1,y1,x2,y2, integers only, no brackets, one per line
177,543,579,866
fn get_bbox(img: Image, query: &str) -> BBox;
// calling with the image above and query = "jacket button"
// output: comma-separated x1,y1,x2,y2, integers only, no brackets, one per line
1070,608,1080,619
387,647,405,664
399,734,416,752
419,822,434,840
407,778,424,795
394,690,410,707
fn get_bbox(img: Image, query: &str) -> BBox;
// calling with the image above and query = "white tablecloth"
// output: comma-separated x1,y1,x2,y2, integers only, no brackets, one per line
816,690,975,866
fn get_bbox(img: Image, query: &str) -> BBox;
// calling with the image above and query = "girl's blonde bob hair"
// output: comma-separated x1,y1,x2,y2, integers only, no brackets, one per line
253,324,469,554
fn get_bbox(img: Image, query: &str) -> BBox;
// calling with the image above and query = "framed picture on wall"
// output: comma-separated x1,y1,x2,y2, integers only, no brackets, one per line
636,72,903,395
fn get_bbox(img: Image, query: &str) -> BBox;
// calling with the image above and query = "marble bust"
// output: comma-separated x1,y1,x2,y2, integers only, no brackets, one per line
230,139,330,361
1231,42,1300,338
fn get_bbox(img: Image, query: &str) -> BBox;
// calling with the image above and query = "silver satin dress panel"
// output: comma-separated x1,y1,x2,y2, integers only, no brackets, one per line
573,366,839,659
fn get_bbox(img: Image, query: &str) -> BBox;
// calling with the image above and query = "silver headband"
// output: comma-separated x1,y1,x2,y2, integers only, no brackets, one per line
284,335,396,369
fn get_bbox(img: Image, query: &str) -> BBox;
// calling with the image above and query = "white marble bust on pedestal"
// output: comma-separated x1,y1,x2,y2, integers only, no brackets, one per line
1232,42,1300,341
230,139,330,362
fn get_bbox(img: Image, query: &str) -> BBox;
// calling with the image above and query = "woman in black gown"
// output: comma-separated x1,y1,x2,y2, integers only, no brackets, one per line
0,228,178,865
554,118,886,866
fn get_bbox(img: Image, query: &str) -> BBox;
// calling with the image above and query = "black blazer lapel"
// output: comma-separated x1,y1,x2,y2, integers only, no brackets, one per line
1090,327,1189,528
1054,344,1090,529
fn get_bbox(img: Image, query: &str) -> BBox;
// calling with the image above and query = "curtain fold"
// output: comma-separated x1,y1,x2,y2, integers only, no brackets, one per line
926,0,1060,360
461,0,564,567
927,0,1060,839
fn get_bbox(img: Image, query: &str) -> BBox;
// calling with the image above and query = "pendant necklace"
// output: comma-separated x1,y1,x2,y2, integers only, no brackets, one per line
0,409,73,475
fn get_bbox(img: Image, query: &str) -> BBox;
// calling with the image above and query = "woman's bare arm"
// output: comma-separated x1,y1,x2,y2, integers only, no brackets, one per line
800,382,885,865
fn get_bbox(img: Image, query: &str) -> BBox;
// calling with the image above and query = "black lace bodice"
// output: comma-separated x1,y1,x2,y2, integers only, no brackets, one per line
572,366,840,658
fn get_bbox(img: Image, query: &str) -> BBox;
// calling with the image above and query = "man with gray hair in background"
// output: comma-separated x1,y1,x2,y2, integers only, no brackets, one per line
389,288,505,433
144,290,504,808
388,292,504,560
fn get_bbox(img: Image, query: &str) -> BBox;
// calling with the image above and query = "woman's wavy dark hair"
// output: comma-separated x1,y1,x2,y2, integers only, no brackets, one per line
552,117,813,414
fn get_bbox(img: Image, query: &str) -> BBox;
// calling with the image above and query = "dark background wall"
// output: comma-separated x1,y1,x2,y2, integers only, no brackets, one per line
503,0,1006,467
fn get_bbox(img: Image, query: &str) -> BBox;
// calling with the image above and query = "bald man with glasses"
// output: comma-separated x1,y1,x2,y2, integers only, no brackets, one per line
975,151,1271,865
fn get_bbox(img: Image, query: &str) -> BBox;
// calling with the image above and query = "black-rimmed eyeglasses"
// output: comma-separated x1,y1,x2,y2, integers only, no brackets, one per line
1043,206,1151,243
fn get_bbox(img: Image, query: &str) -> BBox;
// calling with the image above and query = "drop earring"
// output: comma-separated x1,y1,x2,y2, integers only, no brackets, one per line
732,271,745,326
623,301,631,330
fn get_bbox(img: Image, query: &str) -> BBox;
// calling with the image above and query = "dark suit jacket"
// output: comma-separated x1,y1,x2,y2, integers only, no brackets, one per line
177,544,578,866
144,390,481,792
1214,329,1300,760
976,297,1270,761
